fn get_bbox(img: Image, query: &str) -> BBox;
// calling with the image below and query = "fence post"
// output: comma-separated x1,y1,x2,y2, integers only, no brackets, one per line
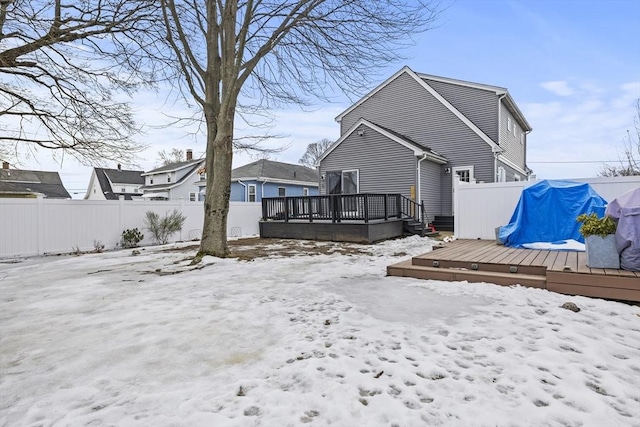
261,198,267,220
36,194,45,255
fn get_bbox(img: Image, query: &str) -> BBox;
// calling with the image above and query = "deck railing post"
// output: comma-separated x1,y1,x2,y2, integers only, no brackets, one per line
308,196,313,222
284,197,289,222
384,195,389,220
364,194,369,223
330,195,335,223
262,198,268,220
396,194,402,218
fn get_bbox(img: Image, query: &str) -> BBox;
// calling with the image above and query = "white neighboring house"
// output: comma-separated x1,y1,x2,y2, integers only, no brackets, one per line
84,165,145,200
141,150,205,201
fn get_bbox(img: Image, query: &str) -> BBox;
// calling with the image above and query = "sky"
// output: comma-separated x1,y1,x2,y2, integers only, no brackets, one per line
1,235,639,425
11,0,640,197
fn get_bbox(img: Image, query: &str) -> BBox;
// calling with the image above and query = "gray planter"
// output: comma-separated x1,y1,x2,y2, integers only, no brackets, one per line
585,234,620,269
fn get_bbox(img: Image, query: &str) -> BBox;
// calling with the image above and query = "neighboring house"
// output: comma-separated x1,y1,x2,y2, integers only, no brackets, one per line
318,66,532,227
0,161,71,199
84,165,144,200
219,159,319,202
141,149,205,201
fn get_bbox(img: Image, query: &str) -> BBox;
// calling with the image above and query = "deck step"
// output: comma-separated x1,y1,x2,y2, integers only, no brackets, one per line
387,259,547,289
411,257,547,276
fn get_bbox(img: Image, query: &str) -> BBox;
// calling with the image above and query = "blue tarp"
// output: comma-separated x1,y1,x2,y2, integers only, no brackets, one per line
498,180,607,248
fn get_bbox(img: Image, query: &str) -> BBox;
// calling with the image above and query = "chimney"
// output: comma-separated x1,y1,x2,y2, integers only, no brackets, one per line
117,163,121,171
2,161,8,170
186,149,193,161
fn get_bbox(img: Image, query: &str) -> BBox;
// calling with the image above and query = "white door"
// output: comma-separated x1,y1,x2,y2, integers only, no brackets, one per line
451,166,474,216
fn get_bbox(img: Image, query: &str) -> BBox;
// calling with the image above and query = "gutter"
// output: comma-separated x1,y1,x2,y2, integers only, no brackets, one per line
417,153,428,206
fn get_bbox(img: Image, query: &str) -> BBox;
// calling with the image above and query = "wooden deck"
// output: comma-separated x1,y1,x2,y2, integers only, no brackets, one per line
387,239,640,302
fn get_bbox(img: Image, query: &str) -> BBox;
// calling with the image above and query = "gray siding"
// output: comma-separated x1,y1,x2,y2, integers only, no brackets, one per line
497,160,525,182
419,159,442,221
339,71,495,215
425,80,499,142
499,102,526,170
320,130,416,197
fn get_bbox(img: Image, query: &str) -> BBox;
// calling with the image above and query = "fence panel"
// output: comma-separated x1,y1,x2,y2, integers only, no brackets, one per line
0,199,262,257
455,176,640,240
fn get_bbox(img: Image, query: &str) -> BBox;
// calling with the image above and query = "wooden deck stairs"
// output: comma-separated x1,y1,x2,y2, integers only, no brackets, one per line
387,239,640,302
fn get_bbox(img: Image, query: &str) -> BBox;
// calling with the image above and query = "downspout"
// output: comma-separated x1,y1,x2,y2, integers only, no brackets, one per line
416,153,428,205
261,179,266,201
238,180,247,201
496,94,507,181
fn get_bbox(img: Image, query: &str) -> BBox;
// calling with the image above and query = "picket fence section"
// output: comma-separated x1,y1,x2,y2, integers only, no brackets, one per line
0,199,262,257
454,176,640,240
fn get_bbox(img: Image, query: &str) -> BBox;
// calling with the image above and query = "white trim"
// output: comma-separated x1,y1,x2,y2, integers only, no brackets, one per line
302,187,309,196
497,154,528,176
415,72,508,94
248,184,257,202
141,192,169,199
318,118,448,164
141,160,204,176
277,186,286,197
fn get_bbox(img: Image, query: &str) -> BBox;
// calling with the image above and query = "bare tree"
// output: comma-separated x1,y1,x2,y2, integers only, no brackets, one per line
299,138,333,168
157,148,185,166
0,0,159,165
600,99,640,177
159,0,441,257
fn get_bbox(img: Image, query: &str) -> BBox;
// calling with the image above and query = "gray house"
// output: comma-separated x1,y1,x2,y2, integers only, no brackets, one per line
318,66,532,229
0,161,71,199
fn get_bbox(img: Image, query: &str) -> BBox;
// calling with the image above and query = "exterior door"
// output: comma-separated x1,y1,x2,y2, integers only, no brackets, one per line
451,166,474,216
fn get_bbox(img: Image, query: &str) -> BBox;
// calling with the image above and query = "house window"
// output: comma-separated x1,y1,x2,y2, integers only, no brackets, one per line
150,178,154,184
134,188,139,193
248,184,256,202
520,133,525,145
278,187,286,197
189,192,196,201
327,170,359,194
497,166,506,183
167,175,171,183
507,117,512,132
302,187,309,196
121,187,126,192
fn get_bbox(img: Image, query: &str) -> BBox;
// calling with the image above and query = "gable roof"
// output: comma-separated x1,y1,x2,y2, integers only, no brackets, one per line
140,159,205,191
319,118,448,165
335,66,531,138
92,167,144,200
0,169,71,198
232,159,318,185
142,159,203,176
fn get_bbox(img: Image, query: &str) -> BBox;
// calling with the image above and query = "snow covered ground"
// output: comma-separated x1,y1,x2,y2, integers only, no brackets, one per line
1,236,639,427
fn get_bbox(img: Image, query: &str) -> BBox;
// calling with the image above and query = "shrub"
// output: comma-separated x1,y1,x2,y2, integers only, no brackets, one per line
577,213,617,238
144,209,186,245
121,228,144,248
93,240,105,253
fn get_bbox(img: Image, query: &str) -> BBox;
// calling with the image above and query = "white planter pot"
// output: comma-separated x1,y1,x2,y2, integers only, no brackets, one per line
585,234,620,269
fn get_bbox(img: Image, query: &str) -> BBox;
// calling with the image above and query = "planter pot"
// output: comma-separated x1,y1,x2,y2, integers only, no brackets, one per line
585,234,620,269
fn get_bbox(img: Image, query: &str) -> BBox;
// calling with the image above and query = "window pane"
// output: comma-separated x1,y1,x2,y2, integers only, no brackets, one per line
342,171,358,194
327,171,341,194
278,187,286,197
248,185,256,202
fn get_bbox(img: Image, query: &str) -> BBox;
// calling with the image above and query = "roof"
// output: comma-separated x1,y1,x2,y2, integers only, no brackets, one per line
142,160,203,175
232,159,319,184
335,66,532,132
140,159,205,191
0,169,71,198
318,118,448,165
93,167,144,200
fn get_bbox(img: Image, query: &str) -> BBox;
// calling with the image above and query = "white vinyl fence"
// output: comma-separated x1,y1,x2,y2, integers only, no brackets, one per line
454,176,640,240
0,199,262,257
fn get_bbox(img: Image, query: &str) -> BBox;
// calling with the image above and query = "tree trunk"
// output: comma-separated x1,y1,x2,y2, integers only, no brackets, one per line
199,110,234,257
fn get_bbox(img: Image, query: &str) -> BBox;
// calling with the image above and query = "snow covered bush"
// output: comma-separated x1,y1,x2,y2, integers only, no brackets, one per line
121,228,144,248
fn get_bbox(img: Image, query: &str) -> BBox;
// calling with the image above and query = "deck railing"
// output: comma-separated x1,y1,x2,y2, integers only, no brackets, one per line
261,193,425,225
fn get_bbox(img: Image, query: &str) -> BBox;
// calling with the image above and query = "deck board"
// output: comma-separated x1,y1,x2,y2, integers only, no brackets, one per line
388,239,640,303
